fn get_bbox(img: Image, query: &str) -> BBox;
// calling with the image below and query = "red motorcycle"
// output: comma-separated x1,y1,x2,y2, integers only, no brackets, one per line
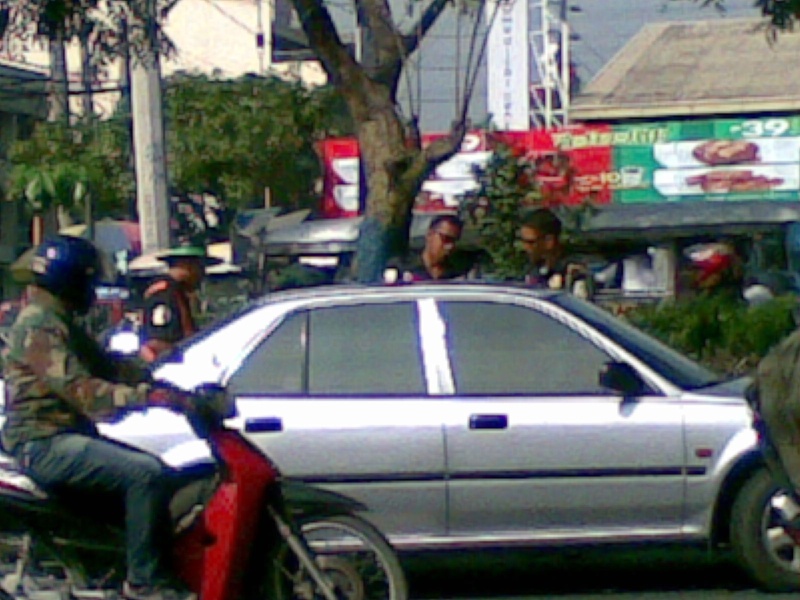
0,385,407,600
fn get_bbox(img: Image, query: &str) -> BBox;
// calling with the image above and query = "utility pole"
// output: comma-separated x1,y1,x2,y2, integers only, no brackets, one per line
130,0,171,254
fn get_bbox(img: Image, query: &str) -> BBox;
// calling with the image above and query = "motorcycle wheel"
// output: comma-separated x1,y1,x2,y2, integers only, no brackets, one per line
268,514,408,600
0,531,80,600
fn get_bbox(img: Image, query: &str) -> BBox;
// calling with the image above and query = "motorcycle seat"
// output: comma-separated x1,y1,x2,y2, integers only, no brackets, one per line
0,456,48,500
0,454,219,535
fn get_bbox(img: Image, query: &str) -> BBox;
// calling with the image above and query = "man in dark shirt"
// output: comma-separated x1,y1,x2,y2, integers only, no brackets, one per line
519,208,593,300
388,215,467,283
140,244,220,363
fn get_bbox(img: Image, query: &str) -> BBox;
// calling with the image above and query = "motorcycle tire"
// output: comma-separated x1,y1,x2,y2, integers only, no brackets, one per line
266,514,408,600
0,531,83,600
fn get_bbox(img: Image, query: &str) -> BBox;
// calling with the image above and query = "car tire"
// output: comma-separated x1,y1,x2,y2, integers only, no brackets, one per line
730,467,800,592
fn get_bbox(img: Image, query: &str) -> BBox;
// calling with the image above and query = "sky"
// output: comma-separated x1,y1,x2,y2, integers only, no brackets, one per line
400,0,763,132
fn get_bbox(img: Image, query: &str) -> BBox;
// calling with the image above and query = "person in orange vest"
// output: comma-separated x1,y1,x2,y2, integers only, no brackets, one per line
139,244,221,363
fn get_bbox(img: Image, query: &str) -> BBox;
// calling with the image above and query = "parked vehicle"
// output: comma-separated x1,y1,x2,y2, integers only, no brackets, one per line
0,383,407,600
0,282,795,591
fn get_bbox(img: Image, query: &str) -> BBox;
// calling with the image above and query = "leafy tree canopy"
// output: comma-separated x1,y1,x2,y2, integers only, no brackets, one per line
7,74,352,219
0,0,176,59
698,0,800,31
8,116,133,218
165,72,353,211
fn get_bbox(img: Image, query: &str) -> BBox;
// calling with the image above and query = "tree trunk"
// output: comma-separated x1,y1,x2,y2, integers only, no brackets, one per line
353,103,420,283
47,31,69,125
80,29,95,118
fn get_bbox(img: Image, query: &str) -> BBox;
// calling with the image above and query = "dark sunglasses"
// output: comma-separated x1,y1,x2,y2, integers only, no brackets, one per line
433,230,460,244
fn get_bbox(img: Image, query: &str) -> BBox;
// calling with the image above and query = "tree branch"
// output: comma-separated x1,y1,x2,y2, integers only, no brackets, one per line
424,119,467,164
403,0,452,55
357,0,407,86
290,0,361,86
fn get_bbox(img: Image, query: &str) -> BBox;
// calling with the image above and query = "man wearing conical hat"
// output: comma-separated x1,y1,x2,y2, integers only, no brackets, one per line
139,243,221,363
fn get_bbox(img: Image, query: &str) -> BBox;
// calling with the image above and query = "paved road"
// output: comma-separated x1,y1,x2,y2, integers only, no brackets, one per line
403,545,798,599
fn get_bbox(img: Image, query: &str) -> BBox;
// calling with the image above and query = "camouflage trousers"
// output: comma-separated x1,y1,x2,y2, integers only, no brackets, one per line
18,433,173,587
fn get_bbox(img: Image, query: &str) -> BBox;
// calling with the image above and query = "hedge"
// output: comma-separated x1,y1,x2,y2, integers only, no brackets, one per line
624,295,798,377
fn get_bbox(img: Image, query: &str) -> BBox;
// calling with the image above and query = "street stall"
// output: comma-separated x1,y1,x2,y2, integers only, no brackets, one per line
573,201,800,310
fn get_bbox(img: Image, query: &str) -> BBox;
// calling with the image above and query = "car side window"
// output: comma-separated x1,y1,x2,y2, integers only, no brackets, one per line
439,301,612,395
228,311,305,395
308,302,425,396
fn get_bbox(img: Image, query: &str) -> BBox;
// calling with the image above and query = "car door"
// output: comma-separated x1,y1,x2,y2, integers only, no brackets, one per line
225,298,449,545
438,296,686,540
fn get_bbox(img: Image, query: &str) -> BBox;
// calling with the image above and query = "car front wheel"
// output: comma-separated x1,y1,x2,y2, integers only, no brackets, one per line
730,467,800,592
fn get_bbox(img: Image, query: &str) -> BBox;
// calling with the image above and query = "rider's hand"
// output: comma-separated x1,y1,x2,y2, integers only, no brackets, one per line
147,383,191,411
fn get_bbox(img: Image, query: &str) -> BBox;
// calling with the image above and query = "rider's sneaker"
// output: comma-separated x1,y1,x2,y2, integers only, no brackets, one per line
122,582,196,600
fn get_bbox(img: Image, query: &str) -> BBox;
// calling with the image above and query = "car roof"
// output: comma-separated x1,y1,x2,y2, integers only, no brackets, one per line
252,280,561,307
176,281,561,356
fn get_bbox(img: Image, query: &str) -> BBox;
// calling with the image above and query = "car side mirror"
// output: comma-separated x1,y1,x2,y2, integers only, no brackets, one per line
599,361,646,397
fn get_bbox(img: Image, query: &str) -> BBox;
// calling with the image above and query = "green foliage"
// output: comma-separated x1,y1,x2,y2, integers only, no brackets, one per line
693,0,800,32
164,72,353,210
626,295,798,375
7,75,352,218
0,0,177,61
756,0,800,30
8,117,133,217
461,145,536,278
462,143,597,279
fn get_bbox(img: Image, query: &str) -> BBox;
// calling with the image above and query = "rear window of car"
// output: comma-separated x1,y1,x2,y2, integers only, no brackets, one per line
229,301,426,397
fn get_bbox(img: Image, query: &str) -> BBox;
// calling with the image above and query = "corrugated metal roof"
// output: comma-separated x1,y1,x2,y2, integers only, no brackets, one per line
0,62,48,117
571,18,800,120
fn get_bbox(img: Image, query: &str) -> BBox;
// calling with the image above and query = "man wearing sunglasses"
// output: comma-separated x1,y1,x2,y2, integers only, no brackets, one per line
519,208,594,300
386,214,468,283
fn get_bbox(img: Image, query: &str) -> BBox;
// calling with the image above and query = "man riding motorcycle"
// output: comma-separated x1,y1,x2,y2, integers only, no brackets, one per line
0,235,191,600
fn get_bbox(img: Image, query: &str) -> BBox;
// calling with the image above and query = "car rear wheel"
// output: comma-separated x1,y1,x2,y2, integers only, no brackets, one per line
730,467,800,592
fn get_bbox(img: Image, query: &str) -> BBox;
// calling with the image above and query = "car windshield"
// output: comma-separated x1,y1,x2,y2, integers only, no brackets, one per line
551,295,723,390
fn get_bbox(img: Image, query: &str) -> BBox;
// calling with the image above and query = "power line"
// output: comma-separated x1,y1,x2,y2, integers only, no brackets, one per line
198,0,257,34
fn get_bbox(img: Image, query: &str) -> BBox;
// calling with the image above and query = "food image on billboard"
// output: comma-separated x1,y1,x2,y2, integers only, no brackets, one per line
653,137,800,168
649,132,800,199
653,164,798,196
692,140,759,165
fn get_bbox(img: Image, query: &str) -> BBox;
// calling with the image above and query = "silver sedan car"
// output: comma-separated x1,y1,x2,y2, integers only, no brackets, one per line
1,283,796,590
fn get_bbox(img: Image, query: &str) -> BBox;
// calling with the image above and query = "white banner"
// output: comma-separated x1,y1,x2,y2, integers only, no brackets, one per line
486,0,530,131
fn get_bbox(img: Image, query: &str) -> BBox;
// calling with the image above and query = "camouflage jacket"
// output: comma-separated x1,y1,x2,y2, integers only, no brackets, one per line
1,288,151,455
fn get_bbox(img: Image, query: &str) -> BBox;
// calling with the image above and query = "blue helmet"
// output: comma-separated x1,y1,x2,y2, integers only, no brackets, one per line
31,235,103,313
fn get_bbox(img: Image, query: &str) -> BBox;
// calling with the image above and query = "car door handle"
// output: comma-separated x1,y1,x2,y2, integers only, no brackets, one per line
469,414,508,430
244,417,283,433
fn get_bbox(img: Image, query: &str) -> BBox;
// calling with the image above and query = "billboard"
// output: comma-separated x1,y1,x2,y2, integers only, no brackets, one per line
318,116,800,218
485,0,530,131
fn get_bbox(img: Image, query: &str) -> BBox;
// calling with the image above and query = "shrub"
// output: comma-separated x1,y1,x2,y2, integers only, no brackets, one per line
626,295,797,376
